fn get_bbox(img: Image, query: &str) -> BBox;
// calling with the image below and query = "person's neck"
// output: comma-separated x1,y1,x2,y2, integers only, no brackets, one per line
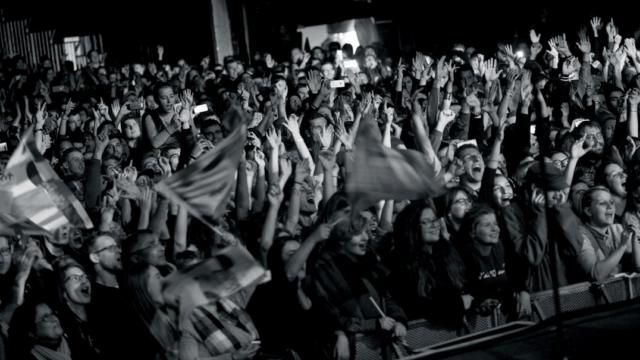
462,178,481,191
448,214,461,231
67,302,88,322
95,267,119,288
44,241,65,257
474,241,493,257
36,337,62,350
587,222,609,233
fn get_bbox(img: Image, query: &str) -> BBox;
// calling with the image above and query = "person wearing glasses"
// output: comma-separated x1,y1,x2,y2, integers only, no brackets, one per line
86,234,136,360
8,299,72,360
54,258,101,359
389,201,469,328
443,186,475,243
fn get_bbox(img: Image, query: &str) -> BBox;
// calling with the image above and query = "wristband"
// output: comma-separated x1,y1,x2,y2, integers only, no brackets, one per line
436,120,449,133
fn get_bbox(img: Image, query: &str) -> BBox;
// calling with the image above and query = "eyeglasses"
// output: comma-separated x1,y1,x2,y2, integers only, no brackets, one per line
36,312,58,325
553,158,569,168
93,244,120,254
64,273,90,283
420,218,441,228
585,133,604,141
0,247,11,256
453,198,472,206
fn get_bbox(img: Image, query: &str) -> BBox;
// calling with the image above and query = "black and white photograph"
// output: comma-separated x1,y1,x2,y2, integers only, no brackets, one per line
2,1,640,359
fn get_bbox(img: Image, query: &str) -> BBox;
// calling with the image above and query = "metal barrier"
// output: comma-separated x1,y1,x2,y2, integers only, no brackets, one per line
354,274,640,360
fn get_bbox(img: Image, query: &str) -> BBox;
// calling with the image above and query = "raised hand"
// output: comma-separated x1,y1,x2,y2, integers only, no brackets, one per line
445,60,458,82
530,29,541,44
613,47,627,71
412,52,426,78
383,101,394,123
98,98,109,117
624,38,638,60
547,38,559,59
335,119,353,150
182,89,194,107
484,58,502,82
606,18,618,42
576,31,591,54
267,183,284,205
571,135,592,159
110,99,122,119
358,92,374,115
282,114,301,138
308,70,322,94
503,44,516,61
530,42,543,60
505,69,520,91
521,73,534,104
555,34,572,57
265,126,282,152
254,149,266,170
35,102,46,129
318,125,334,150
63,99,76,117
590,16,603,36
437,109,456,127
158,156,172,178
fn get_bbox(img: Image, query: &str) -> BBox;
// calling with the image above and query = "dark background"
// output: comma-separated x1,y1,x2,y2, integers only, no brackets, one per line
2,0,639,65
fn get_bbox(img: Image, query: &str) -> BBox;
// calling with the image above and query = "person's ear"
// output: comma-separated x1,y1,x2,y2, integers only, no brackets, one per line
89,252,99,264
584,205,592,218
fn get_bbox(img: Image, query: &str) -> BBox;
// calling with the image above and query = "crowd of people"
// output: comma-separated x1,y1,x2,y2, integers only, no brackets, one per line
1,13,640,360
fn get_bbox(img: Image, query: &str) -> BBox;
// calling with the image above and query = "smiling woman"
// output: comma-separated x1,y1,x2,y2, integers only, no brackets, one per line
307,216,408,360
53,258,101,359
8,300,69,360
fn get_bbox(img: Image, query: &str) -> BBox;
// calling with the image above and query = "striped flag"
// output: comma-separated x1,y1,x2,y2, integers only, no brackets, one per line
156,106,248,228
346,114,447,214
2,129,93,232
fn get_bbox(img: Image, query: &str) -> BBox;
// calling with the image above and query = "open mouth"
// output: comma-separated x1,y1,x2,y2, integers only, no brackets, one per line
80,285,91,297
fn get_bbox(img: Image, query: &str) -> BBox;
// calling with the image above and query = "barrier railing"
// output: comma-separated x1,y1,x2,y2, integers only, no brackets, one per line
353,273,640,360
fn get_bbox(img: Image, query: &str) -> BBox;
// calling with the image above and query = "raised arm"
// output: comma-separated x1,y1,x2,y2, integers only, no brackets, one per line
282,114,315,174
259,184,284,266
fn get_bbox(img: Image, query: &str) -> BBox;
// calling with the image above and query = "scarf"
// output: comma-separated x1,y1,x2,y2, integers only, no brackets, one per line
31,338,72,360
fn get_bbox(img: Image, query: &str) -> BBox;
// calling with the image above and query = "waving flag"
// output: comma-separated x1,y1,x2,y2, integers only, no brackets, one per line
156,106,247,228
2,129,93,232
346,114,447,214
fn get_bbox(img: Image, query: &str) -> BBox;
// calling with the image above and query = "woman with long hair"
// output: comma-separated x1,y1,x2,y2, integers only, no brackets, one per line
9,300,72,360
389,201,469,328
124,263,178,360
307,217,407,360
457,205,528,319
